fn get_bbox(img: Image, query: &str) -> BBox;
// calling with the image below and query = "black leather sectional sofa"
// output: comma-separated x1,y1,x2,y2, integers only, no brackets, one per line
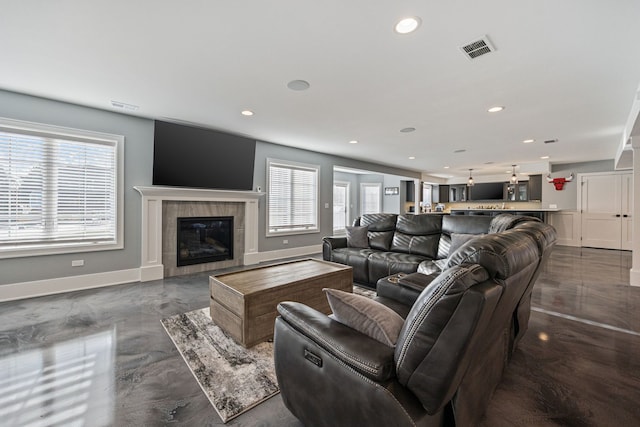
275,213,557,426
322,213,495,287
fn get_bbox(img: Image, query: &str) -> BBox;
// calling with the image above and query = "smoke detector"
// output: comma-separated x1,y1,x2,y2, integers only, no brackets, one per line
460,35,495,60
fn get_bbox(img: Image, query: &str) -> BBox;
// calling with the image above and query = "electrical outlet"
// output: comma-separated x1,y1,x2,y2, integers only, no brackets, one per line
72,260,84,267
283,239,288,245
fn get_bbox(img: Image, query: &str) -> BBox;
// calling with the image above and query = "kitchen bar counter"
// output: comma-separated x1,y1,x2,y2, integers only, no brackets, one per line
449,208,560,221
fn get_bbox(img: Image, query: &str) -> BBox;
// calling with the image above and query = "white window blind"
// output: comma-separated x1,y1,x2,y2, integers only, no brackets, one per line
267,159,319,235
0,118,122,257
361,183,381,214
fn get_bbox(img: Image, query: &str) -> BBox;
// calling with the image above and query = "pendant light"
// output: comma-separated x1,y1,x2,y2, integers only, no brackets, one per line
467,169,475,187
510,165,518,184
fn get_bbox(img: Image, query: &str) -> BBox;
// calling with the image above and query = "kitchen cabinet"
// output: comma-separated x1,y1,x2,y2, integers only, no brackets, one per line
505,182,528,201
406,181,415,202
449,185,467,202
439,185,450,203
528,175,542,200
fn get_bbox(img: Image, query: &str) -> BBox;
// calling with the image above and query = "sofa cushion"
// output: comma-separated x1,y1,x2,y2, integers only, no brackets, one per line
369,231,394,251
437,216,492,259
450,233,481,253
324,288,405,347
488,213,541,233
346,226,369,248
391,215,442,257
368,251,429,282
331,247,374,284
360,213,398,231
445,229,539,280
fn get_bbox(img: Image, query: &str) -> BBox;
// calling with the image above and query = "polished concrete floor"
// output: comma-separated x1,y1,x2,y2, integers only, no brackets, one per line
1,246,639,426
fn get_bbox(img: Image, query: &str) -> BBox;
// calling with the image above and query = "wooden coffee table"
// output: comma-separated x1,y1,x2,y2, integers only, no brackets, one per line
209,258,352,347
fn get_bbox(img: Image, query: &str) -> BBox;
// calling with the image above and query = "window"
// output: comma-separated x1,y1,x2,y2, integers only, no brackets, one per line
267,159,319,235
360,183,381,214
0,117,123,258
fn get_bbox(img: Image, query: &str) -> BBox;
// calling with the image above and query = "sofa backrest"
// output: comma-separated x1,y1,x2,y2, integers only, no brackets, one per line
390,214,443,258
357,213,398,251
436,215,492,259
393,264,502,414
443,228,542,425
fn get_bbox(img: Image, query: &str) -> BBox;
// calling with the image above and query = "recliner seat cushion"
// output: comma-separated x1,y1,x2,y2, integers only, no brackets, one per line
368,251,429,281
331,247,374,284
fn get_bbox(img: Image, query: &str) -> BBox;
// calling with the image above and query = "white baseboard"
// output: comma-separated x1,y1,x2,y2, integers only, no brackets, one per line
0,268,140,302
245,244,322,265
1,246,324,302
630,269,640,287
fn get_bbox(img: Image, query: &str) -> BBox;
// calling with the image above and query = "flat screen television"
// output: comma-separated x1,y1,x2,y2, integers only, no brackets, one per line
153,120,256,191
468,182,505,200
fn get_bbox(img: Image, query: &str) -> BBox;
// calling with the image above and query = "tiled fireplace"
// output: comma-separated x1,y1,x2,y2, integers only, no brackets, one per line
134,186,263,281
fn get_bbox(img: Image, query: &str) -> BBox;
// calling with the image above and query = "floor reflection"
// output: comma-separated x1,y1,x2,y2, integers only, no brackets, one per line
0,328,115,427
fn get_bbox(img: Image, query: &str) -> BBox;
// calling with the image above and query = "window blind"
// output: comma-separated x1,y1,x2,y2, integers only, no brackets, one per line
267,160,319,234
0,126,117,249
361,183,381,214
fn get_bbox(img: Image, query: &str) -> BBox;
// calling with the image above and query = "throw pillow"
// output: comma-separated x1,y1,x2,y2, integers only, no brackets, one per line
449,233,482,254
323,288,404,347
346,226,369,248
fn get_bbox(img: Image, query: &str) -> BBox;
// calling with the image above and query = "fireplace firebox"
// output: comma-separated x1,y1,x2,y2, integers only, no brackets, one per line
177,216,233,266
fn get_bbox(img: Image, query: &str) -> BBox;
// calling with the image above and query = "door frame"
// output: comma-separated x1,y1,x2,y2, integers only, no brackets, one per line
333,181,350,235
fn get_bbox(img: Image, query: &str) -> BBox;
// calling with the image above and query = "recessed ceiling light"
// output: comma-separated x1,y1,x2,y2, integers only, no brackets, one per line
349,140,358,144
287,80,310,91
400,127,416,133
444,166,450,169
394,17,421,34
408,156,416,160
540,156,550,159
487,106,505,113
241,110,254,116
523,139,534,143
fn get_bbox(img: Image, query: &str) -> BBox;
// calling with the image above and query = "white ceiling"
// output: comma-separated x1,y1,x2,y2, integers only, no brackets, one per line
2,1,640,179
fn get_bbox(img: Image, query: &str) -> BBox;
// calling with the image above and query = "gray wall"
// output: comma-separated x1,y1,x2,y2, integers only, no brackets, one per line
543,160,616,209
253,141,420,252
0,90,154,285
333,171,359,225
0,90,421,285
383,175,402,214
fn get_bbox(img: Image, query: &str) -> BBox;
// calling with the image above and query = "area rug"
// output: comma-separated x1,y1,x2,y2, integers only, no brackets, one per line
161,308,278,423
161,285,375,423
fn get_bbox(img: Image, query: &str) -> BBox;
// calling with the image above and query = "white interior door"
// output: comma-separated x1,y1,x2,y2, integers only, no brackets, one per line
580,173,633,250
581,174,622,249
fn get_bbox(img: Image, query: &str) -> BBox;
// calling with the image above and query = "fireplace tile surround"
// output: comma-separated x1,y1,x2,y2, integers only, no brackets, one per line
134,186,263,281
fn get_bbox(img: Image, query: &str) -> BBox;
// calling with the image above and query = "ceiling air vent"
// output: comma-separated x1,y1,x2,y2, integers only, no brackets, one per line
460,36,495,60
544,139,558,144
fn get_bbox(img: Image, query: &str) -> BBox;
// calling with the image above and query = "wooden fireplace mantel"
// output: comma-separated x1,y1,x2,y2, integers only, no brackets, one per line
134,186,264,282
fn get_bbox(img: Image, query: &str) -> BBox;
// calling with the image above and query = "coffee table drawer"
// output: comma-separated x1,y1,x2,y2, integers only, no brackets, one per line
210,299,243,344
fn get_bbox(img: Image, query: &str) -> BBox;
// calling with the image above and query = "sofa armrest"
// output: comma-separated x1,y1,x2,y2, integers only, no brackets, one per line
276,301,396,382
322,236,348,260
